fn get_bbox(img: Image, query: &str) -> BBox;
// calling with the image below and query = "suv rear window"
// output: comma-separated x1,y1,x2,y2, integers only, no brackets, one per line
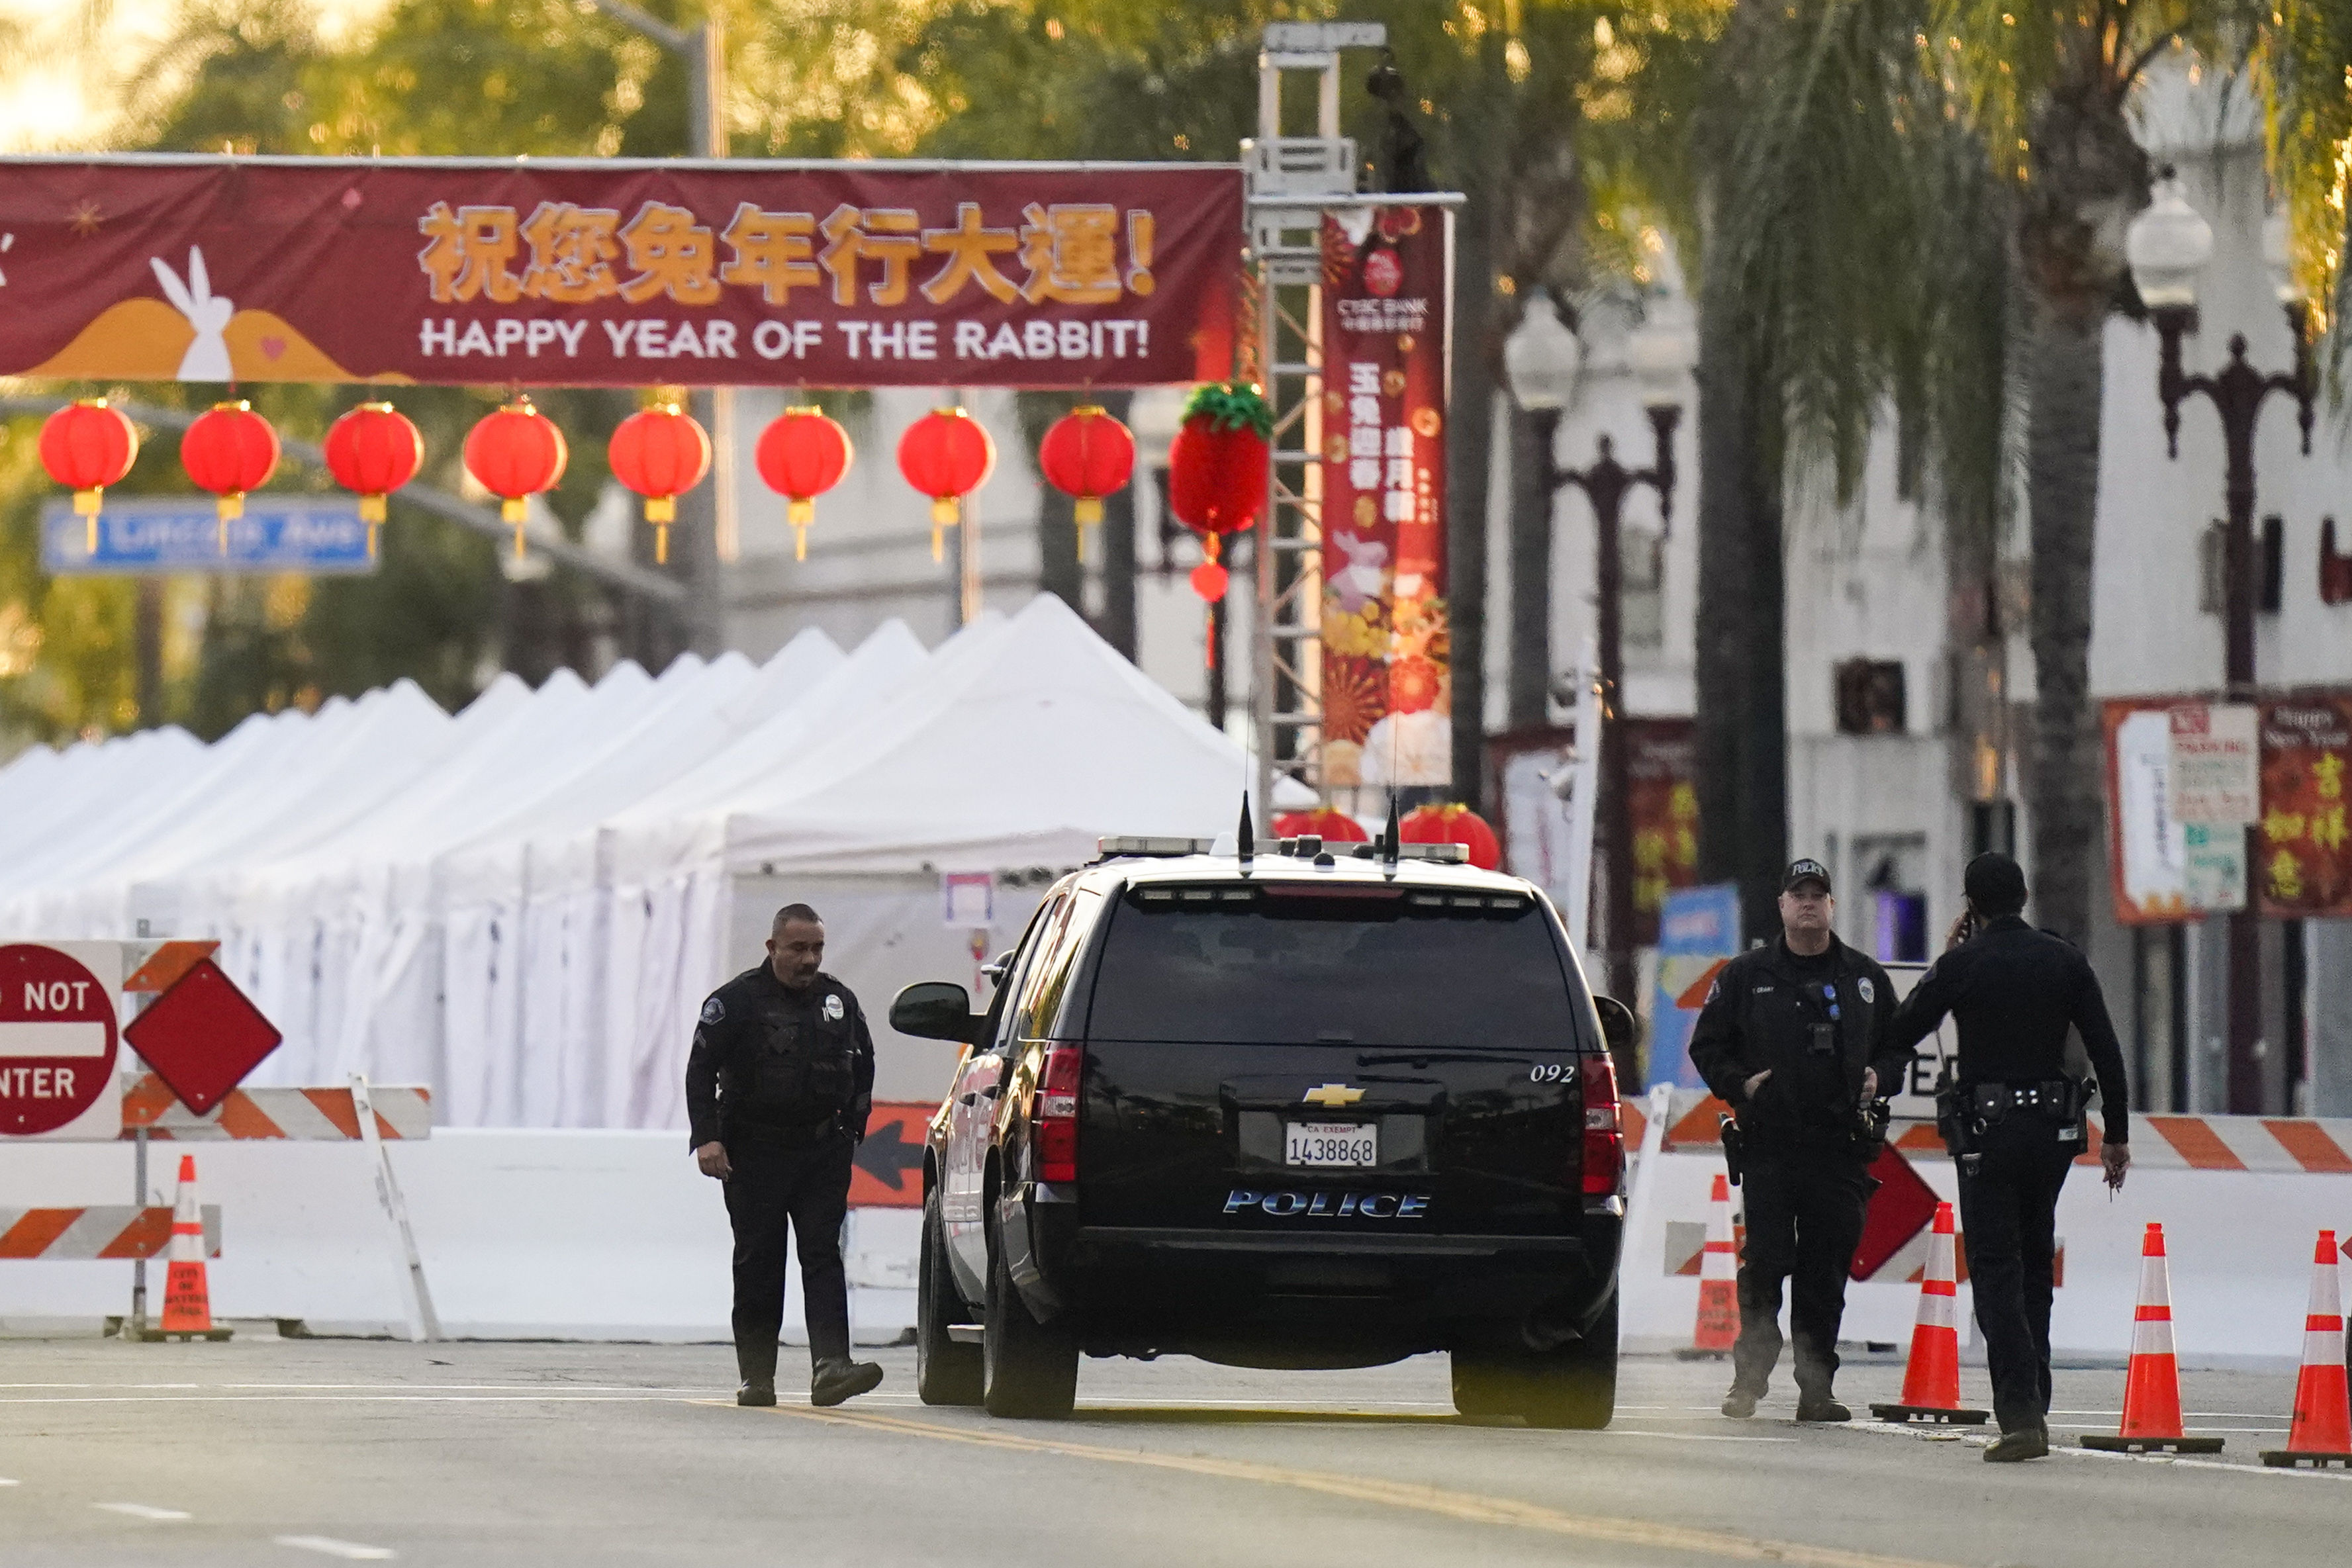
1084,883,1590,1049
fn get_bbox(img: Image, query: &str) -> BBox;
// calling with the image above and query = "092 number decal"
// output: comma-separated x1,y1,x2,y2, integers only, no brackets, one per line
1527,1062,1576,1084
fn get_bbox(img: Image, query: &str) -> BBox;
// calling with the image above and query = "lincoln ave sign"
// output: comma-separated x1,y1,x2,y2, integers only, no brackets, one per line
0,156,1243,390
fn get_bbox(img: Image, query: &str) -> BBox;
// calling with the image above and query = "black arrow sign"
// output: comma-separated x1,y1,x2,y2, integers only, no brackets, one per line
853,1118,925,1193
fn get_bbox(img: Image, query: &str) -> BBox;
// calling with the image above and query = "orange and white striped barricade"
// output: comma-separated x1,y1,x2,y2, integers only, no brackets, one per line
2082,1222,2222,1453
1,1204,220,1260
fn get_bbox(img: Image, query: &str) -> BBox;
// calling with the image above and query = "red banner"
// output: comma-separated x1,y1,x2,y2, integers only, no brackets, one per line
1317,205,1451,787
0,157,1241,390
2258,696,2352,917
1626,718,1699,946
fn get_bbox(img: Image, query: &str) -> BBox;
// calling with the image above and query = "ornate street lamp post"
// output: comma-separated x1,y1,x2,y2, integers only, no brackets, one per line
2124,168,2316,1114
1504,289,1692,1007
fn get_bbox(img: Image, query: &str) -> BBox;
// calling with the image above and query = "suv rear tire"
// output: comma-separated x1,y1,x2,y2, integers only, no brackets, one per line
982,1226,1078,1420
916,1192,983,1407
1450,1294,1619,1430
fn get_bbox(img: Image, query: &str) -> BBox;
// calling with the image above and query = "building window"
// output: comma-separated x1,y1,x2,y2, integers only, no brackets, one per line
1834,659,1906,736
2198,518,2283,615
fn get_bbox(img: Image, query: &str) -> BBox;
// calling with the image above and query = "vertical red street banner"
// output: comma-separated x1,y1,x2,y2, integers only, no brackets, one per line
1317,206,1451,787
1625,718,1699,945
2257,696,2352,916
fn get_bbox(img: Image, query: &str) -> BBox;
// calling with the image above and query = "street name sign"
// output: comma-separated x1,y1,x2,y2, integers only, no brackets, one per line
0,942,123,1140
42,497,375,576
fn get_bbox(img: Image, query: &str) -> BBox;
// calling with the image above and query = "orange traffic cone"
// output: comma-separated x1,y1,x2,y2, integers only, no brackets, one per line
1871,1202,1988,1424
2083,1222,2222,1453
2261,1229,2351,1469
1674,1174,1740,1360
156,1155,228,1342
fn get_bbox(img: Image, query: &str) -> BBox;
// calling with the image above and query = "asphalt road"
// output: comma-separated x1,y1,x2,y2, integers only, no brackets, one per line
1,1334,2343,1567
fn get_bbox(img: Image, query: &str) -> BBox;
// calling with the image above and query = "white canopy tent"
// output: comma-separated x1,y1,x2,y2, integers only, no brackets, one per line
0,596,1312,1127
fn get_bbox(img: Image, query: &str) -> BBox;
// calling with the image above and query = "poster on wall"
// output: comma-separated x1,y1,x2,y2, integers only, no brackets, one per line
2168,702,2261,824
2104,700,2190,922
1317,204,1452,787
2257,696,2352,917
1647,884,1740,1091
0,156,1241,389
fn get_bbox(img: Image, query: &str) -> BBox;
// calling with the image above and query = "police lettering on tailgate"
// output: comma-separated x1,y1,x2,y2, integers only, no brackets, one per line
1223,1189,1433,1219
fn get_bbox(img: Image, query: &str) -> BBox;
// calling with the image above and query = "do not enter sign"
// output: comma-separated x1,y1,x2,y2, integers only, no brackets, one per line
0,943,123,1139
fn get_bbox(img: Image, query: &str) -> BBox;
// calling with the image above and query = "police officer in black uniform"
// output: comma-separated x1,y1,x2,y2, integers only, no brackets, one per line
687,903,886,1408
1887,853,2130,1462
1689,858,1911,1422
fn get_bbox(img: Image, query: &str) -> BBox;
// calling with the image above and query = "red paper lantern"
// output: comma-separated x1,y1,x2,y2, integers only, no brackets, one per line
180,400,279,553
755,406,854,561
1037,406,1135,555
897,406,996,562
38,398,139,552
610,402,712,565
1272,807,1370,844
322,402,422,559
1168,383,1272,602
463,398,569,560
1190,560,1230,601
1399,803,1503,871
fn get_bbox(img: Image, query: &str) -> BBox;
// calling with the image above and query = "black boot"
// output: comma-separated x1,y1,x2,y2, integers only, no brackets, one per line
812,1357,884,1408
1794,1395,1852,1422
737,1342,778,1407
1983,1426,2049,1463
1721,1387,1759,1419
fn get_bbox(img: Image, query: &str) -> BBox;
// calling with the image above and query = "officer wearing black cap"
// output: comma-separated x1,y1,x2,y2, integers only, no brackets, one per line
1689,858,1911,1421
687,902,886,1409
1887,852,2130,1463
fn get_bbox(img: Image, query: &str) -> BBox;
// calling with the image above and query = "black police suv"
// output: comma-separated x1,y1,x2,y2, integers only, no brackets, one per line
890,834,1630,1425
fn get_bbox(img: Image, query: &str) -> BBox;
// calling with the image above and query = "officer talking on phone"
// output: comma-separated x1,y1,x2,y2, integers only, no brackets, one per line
686,903,886,1410
1885,853,2132,1463
1689,859,1912,1422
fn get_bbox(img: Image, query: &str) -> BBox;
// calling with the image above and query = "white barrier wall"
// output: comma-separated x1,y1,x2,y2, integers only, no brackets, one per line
1621,1147,2352,1369
0,1130,916,1344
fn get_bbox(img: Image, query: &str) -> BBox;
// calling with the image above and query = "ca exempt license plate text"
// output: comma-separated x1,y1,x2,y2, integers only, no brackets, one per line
1284,1121,1377,1168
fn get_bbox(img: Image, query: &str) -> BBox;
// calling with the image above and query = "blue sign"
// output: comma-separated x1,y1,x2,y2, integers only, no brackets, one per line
42,498,375,575
1647,882,1742,1091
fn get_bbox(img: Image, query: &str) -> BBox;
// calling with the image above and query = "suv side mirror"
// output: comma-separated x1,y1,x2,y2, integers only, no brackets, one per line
890,981,979,1043
1592,994,1638,1061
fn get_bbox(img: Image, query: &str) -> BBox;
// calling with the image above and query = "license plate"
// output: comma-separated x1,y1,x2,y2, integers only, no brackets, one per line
1284,1121,1378,1168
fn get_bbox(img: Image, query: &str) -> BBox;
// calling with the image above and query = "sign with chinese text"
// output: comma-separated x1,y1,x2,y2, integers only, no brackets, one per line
43,498,373,576
2257,697,2352,917
1317,205,1452,786
0,157,1241,389
2168,702,2260,825
1626,718,1698,946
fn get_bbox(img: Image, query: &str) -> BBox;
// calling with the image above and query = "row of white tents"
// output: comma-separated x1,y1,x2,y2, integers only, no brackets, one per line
0,596,1307,1128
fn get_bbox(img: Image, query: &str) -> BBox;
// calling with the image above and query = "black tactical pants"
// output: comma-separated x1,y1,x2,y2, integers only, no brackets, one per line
1730,1148,1875,1403
723,1125,855,1383
1954,1115,2075,1435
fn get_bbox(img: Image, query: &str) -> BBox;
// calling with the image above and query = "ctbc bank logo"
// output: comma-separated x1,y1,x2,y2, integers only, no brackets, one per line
0,943,120,1138
1225,1189,1432,1220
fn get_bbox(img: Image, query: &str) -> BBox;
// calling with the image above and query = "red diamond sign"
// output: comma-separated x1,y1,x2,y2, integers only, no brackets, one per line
122,959,282,1115
1850,1142,1940,1282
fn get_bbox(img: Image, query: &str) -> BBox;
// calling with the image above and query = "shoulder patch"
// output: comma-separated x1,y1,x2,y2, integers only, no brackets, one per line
1858,976,1875,1004
700,995,726,1026
823,993,845,1023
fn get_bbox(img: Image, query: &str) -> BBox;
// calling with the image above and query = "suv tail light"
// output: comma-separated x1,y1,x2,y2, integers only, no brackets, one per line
1035,1044,1082,1183
1580,1051,1624,1198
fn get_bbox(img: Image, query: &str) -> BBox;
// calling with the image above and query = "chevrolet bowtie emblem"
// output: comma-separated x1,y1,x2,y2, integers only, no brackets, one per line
1302,1083,1365,1108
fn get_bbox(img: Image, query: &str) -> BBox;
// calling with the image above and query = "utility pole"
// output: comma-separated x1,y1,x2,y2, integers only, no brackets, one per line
591,1,730,656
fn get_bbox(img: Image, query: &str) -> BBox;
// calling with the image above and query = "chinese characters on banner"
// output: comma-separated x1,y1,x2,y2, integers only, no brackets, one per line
2257,698,2352,916
0,160,1241,389
1626,719,1699,946
1317,206,1451,786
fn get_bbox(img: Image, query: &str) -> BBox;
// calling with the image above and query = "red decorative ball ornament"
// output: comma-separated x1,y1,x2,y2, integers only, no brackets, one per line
1272,807,1370,844
322,402,422,558
897,406,996,562
463,398,569,561
179,400,280,553
755,406,854,561
610,401,712,565
1190,559,1230,602
1037,405,1135,558
1399,804,1502,871
1168,382,1272,602
38,398,139,552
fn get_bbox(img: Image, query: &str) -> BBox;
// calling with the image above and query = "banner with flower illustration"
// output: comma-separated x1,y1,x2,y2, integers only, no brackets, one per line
1317,205,1451,787
0,155,1240,390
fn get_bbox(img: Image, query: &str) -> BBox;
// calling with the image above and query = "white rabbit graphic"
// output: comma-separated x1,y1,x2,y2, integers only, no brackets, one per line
150,246,234,382
1329,528,1389,615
